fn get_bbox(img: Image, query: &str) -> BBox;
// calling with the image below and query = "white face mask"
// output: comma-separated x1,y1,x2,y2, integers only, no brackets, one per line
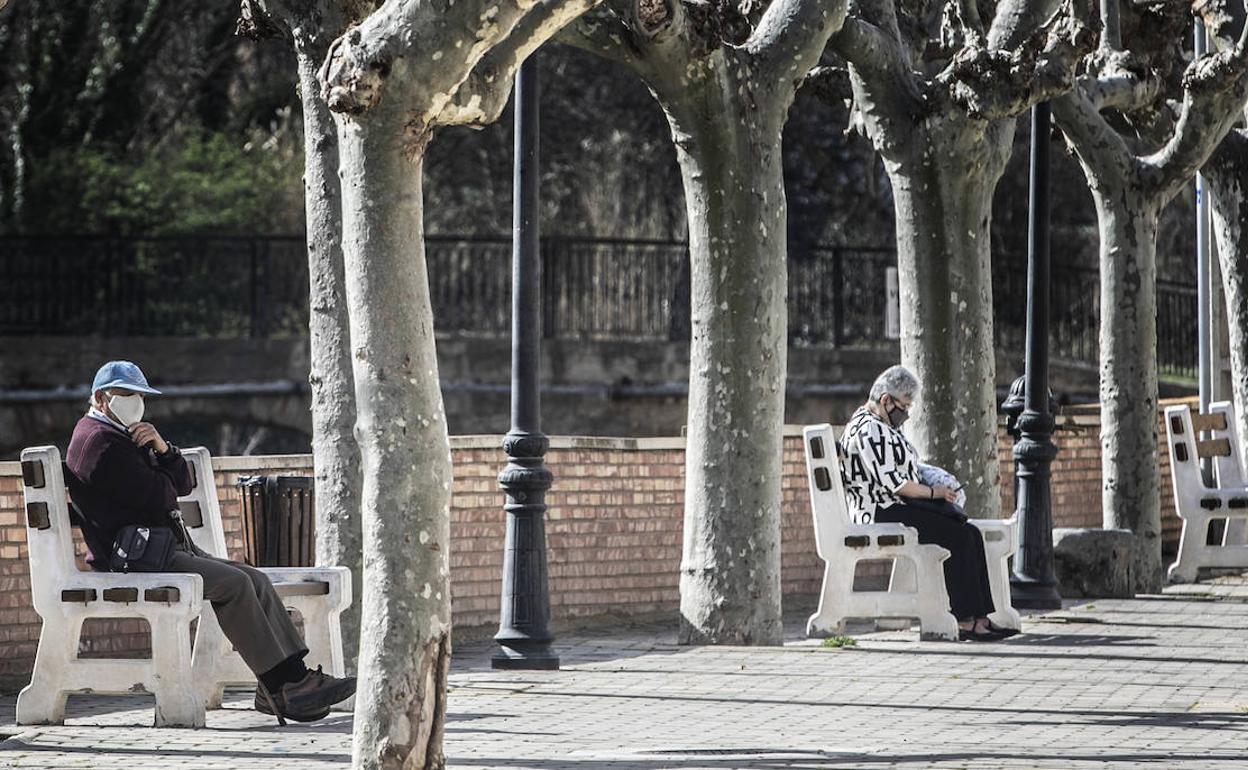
108,394,145,426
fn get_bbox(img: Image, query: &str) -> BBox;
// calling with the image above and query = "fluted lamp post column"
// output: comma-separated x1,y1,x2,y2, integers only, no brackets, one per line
493,57,560,670
1009,102,1062,610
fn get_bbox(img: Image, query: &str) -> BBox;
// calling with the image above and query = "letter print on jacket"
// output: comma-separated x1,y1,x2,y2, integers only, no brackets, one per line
838,406,920,524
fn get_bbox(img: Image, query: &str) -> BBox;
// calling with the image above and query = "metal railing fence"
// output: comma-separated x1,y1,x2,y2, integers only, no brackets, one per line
0,234,1199,377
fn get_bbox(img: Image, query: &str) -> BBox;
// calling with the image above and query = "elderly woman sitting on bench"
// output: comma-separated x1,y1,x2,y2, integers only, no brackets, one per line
839,365,1018,642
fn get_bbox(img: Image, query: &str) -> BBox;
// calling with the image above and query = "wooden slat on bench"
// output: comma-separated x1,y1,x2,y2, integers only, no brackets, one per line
877,534,905,546
1197,438,1233,459
21,459,46,489
178,500,204,528
61,588,97,603
102,587,140,603
273,581,330,597
144,587,181,603
26,502,51,530
1193,413,1229,433
843,536,870,548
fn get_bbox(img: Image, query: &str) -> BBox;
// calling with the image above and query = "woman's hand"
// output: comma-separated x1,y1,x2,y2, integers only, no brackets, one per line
930,485,958,503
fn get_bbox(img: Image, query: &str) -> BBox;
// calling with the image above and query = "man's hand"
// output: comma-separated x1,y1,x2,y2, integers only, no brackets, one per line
931,485,959,503
129,422,169,455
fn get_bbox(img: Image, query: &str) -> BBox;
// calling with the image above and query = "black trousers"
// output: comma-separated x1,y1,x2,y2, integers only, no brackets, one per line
876,501,996,620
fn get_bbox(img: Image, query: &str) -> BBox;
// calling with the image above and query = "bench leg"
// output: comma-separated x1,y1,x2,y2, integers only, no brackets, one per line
298,606,353,712
984,555,1022,632
1167,519,1203,584
191,608,230,710
888,557,915,593
1223,518,1248,546
300,608,345,678
914,558,958,641
806,562,856,637
16,616,83,725
150,615,204,728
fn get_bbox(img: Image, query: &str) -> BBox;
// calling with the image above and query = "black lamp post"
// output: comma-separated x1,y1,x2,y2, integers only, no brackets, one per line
1008,102,1062,610
493,57,559,670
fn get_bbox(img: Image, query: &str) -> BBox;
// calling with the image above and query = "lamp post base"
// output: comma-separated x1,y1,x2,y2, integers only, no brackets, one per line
492,640,560,670
1009,574,1062,610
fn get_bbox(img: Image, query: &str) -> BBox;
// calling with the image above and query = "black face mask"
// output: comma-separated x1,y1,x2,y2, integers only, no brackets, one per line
884,399,909,429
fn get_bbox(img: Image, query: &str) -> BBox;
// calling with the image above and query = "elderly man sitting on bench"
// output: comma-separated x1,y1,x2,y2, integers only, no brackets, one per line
65,360,355,723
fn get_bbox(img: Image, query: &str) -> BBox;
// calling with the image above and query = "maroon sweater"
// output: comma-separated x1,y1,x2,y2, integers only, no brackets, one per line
65,416,193,568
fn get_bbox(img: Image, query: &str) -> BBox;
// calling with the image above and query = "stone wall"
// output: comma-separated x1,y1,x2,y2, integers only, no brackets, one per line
0,409,1188,691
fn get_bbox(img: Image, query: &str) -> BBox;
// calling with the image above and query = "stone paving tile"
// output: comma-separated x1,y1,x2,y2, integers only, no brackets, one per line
3,596,1248,769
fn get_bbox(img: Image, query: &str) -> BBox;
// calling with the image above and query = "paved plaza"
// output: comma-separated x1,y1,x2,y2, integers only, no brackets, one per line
3,581,1248,769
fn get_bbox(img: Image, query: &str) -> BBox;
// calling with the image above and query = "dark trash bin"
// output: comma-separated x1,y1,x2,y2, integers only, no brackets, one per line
236,475,315,567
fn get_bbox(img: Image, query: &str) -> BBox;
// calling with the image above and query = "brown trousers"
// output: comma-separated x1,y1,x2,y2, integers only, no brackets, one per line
167,544,307,674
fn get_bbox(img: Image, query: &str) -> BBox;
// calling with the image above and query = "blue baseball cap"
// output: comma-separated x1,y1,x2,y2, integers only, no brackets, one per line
91,360,161,395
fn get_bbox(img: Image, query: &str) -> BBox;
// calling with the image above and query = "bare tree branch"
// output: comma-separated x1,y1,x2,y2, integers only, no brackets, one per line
938,0,1097,120
1144,43,1248,196
439,0,602,127
554,5,647,67
321,0,537,124
1099,0,1121,50
956,0,985,40
1076,48,1161,111
830,16,909,84
987,0,1065,48
1051,77,1137,187
747,0,847,88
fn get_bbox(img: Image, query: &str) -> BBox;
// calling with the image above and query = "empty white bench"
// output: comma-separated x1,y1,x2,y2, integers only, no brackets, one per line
803,424,1021,640
1165,401,1248,584
179,448,351,709
17,446,206,727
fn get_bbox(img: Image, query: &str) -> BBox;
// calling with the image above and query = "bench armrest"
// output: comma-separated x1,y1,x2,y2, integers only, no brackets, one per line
844,523,911,539
62,571,204,613
256,566,351,611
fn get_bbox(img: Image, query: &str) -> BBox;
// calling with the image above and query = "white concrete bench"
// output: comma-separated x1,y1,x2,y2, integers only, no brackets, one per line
17,446,206,727
803,424,1021,640
1165,401,1248,583
178,448,351,709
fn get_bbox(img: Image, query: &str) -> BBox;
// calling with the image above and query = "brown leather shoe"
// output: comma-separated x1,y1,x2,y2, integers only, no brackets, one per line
255,666,356,725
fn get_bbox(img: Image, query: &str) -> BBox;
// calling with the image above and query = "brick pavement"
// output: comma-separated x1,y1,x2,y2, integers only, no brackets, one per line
3,588,1248,769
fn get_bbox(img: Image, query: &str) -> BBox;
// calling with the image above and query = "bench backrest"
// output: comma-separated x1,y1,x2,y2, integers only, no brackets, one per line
178,447,230,559
1165,402,1247,494
803,424,852,559
20,446,81,611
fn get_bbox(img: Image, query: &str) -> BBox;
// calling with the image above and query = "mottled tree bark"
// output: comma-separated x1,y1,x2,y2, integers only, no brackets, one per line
564,0,845,645
671,101,789,645
336,96,452,770
1052,11,1248,591
239,0,365,674
1094,191,1162,581
1205,129,1248,454
825,0,1094,520
320,0,597,764
886,119,1013,518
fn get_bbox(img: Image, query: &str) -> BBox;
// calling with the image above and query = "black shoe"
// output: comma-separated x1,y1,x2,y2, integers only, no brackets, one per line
984,621,1020,638
959,629,1002,642
255,666,356,725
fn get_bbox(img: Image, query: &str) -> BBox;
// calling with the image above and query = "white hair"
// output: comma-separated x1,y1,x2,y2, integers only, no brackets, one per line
869,365,919,403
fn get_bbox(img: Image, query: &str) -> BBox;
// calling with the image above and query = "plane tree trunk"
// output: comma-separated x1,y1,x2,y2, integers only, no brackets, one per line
320,0,598,764
563,0,846,645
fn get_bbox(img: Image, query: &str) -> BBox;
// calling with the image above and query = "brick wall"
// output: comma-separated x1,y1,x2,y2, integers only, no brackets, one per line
0,409,1189,689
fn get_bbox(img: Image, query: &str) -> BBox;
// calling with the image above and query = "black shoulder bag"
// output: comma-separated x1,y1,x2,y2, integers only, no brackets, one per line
109,523,178,572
